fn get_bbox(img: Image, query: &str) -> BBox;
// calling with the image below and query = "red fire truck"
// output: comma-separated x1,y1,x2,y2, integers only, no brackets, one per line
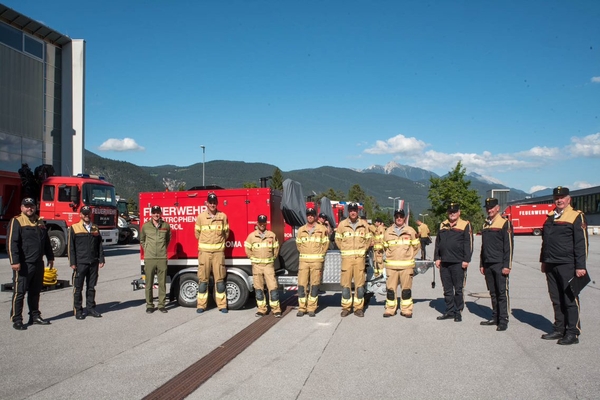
0,169,119,256
139,181,433,310
502,203,555,236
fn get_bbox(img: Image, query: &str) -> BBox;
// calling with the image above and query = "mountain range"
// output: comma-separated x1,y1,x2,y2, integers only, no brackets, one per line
84,151,533,216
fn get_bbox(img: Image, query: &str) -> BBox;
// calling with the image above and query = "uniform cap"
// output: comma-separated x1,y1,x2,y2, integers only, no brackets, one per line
207,193,218,203
306,207,316,216
375,217,383,223
257,214,267,223
447,202,460,213
318,212,327,219
80,205,92,215
21,197,35,206
151,205,162,214
348,202,359,211
394,209,406,218
485,198,498,209
553,186,569,196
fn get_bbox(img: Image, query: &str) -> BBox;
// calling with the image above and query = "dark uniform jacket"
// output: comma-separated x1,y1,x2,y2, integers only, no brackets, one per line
540,205,588,269
480,214,514,269
68,220,105,265
8,213,54,265
140,219,171,259
434,218,473,264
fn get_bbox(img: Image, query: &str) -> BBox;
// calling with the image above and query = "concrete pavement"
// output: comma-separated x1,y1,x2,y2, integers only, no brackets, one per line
1,236,598,400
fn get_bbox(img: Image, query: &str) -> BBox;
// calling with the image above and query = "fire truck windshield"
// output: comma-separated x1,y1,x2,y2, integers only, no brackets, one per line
82,183,116,207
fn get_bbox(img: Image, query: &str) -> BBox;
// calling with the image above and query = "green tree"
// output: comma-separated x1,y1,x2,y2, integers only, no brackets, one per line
347,184,379,218
316,188,345,201
270,167,284,190
347,184,367,202
428,161,483,232
243,181,258,188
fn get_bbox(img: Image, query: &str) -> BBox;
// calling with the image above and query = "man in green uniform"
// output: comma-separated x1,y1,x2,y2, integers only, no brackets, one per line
140,205,171,314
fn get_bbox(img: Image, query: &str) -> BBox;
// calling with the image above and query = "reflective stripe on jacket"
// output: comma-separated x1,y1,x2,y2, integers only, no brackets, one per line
382,224,420,269
244,229,279,264
335,217,372,258
195,210,229,252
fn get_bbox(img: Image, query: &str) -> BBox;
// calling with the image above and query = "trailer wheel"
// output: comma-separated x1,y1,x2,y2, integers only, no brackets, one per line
49,230,66,257
177,273,199,307
226,274,249,310
278,238,299,272
533,228,542,236
128,224,139,242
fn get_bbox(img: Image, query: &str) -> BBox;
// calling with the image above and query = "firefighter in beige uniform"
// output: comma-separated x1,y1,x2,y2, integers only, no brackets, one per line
244,214,281,318
195,193,230,313
383,209,420,318
335,203,372,317
372,217,386,276
296,207,329,317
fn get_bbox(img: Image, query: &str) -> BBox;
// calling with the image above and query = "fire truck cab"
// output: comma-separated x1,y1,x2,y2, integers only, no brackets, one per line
0,169,119,256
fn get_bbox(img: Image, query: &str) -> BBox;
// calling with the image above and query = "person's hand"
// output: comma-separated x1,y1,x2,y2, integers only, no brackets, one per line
71,265,77,270
462,262,469,269
502,268,510,276
99,263,105,269
541,262,546,273
47,260,54,269
480,267,484,275
435,260,441,269
576,269,587,278
11,264,20,272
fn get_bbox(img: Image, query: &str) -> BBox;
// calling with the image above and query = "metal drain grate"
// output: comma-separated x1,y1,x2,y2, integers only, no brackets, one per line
143,296,296,400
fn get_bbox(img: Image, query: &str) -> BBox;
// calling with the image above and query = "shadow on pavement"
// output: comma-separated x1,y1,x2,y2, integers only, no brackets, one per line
428,298,446,314
104,246,140,256
100,299,146,312
466,301,493,320
511,308,552,332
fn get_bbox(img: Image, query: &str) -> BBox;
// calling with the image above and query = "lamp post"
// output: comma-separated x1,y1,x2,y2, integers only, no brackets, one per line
419,213,428,222
388,196,401,211
200,145,206,187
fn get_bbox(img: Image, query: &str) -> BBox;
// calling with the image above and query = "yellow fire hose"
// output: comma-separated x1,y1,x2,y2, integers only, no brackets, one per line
43,266,58,286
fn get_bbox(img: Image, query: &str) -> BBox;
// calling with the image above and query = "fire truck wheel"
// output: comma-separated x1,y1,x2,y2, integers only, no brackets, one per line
278,238,299,272
118,228,132,245
128,224,139,242
177,274,199,307
226,274,249,310
533,228,542,236
48,230,66,257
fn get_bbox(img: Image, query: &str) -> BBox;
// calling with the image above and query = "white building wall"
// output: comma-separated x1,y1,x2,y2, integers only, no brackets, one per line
61,39,86,176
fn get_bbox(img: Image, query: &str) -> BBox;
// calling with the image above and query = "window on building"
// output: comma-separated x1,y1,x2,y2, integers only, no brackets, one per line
0,22,22,51
24,35,44,59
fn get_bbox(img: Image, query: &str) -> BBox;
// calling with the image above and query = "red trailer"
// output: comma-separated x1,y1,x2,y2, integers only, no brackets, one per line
502,203,555,236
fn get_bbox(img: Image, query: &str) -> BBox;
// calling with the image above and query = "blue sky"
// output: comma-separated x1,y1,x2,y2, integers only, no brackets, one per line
8,0,600,193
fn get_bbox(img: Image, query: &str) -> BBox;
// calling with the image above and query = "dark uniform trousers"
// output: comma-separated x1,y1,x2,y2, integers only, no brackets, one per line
11,260,44,324
483,262,509,324
545,263,581,336
440,262,466,315
73,262,100,312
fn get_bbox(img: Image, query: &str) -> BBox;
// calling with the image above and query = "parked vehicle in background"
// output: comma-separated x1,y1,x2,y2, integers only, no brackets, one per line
0,165,119,256
502,203,555,236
